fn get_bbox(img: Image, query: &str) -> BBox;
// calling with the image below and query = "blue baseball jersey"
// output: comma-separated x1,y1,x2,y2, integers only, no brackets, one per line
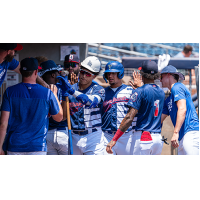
48,87,68,130
1,82,60,152
68,82,105,130
0,59,19,87
127,84,165,133
162,82,199,141
102,84,137,132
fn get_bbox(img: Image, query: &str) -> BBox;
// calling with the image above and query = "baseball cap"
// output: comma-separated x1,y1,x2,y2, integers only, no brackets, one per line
64,54,80,63
38,60,63,77
138,60,158,74
161,65,185,80
0,43,23,51
20,58,42,71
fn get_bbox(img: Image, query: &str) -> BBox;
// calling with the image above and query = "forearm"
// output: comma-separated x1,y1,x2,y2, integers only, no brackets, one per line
119,107,138,132
174,108,186,133
0,125,7,148
36,75,49,88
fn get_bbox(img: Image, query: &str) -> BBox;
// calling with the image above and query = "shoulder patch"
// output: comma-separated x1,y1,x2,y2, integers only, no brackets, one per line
99,88,105,95
130,92,138,102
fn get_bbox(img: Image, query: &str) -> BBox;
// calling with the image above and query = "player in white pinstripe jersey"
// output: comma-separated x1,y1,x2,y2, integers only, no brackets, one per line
102,61,139,155
56,56,105,155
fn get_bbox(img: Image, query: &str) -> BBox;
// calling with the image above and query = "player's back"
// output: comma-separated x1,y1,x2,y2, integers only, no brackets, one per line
2,82,57,152
129,84,165,133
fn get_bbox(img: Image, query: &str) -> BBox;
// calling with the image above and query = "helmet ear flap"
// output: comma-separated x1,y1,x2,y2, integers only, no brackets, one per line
118,71,124,79
103,73,108,83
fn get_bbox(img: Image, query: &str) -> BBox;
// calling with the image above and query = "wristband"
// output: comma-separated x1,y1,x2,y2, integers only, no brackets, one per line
112,129,124,141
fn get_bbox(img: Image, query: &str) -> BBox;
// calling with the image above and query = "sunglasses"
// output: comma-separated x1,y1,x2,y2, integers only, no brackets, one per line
80,69,94,77
64,62,78,68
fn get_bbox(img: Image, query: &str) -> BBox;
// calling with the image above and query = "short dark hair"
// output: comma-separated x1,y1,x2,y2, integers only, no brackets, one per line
183,45,193,54
81,66,100,76
171,74,179,82
20,68,35,77
140,71,160,80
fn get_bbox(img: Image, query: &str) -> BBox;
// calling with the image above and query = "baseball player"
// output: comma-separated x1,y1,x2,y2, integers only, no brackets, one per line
0,58,63,155
106,60,165,155
0,43,49,88
160,65,199,155
102,61,138,155
56,56,105,155
39,60,69,155
64,54,80,84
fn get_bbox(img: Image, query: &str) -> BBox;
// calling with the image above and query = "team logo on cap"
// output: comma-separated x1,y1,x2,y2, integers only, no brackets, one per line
69,55,74,61
87,60,92,67
108,64,112,70
23,67,27,70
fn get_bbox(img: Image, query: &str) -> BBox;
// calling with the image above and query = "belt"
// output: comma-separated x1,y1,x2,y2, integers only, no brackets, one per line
105,130,117,135
135,131,160,134
73,128,97,136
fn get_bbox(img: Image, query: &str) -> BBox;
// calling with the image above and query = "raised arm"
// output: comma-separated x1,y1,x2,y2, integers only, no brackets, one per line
106,107,138,154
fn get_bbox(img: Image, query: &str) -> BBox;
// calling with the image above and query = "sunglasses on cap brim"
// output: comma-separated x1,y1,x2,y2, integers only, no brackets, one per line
80,69,94,77
64,62,78,68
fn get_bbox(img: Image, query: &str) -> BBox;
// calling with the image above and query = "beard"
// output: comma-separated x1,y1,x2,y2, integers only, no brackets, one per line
68,67,80,80
4,54,14,62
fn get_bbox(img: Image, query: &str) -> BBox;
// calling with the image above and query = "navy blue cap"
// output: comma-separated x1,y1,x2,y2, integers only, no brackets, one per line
138,60,158,74
0,43,23,51
38,60,63,77
161,65,185,80
20,58,41,71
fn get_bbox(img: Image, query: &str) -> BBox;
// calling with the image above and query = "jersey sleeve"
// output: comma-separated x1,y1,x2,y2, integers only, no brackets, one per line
49,90,60,115
1,89,10,112
91,85,105,102
8,59,19,70
127,88,142,110
162,98,169,115
171,84,186,102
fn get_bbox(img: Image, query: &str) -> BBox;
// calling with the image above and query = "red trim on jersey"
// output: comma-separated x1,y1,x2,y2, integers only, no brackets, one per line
112,129,124,141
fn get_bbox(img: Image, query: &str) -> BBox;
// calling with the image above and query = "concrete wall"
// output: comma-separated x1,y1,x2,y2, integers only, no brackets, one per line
16,43,86,82
17,43,86,64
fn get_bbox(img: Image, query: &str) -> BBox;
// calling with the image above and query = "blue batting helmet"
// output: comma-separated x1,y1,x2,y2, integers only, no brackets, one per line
103,61,124,83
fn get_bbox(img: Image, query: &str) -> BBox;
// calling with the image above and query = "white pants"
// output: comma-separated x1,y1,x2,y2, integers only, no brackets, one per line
7,151,46,155
46,128,69,155
72,128,104,155
178,131,199,155
137,132,163,155
104,131,133,155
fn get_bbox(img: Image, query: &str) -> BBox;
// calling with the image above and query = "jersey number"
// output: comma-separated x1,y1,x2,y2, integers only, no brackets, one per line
154,100,159,117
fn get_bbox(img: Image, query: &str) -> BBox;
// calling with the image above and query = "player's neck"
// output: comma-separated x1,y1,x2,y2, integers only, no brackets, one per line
22,76,37,84
143,79,154,84
110,82,122,88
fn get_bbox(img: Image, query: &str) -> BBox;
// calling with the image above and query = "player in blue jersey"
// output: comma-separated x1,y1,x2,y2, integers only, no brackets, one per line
0,58,63,155
106,60,165,155
160,65,199,155
102,61,138,155
56,56,105,155
0,43,49,88
39,60,70,155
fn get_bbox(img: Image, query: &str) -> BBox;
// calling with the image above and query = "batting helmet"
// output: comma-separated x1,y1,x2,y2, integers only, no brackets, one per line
81,56,101,73
103,61,124,83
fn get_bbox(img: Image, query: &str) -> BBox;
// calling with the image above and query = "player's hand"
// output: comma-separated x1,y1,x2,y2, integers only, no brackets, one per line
0,148,5,155
56,76,75,95
171,132,179,148
129,71,143,89
106,140,116,154
49,84,58,96
70,72,78,85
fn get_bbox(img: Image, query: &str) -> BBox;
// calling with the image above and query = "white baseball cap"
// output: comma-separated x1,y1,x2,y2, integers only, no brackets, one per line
81,56,101,73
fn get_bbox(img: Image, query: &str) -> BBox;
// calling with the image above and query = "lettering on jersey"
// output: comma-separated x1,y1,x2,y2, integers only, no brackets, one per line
175,94,179,97
154,100,159,117
103,97,129,112
130,92,138,102
69,102,83,115
167,99,172,112
0,69,6,80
